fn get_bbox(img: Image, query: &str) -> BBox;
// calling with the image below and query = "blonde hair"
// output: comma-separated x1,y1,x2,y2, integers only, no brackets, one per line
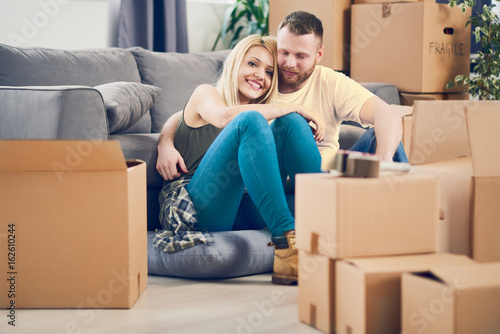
216,34,278,107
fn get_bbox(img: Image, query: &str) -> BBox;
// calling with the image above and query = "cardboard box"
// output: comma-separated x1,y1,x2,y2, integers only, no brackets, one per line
400,92,470,106
410,101,500,261
336,253,476,334
351,3,470,93
402,263,500,333
298,250,336,333
414,158,474,257
0,140,148,308
295,172,439,259
269,0,351,71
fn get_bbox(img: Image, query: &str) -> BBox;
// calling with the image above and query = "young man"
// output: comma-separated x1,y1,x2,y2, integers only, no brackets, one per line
275,11,406,171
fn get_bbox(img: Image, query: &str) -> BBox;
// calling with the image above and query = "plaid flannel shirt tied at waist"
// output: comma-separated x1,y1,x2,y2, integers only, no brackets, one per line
152,176,214,252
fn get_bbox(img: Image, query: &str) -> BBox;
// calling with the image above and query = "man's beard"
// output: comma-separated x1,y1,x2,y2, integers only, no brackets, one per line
278,62,316,89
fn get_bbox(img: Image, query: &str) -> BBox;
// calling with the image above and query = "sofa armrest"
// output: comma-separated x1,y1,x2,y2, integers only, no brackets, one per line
338,82,400,149
0,86,108,140
360,82,400,105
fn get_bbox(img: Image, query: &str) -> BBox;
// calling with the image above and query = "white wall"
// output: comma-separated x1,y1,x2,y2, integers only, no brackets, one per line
0,0,230,52
0,0,121,49
186,0,233,52
493,0,500,16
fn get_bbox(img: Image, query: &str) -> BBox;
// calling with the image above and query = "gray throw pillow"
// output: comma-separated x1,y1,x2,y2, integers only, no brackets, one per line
129,47,230,133
95,82,162,134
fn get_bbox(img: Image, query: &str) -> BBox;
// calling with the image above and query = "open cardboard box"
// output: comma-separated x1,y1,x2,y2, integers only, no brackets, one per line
0,140,148,308
410,101,500,261
295,172,439,259
402,262,500,333
335,253,476,334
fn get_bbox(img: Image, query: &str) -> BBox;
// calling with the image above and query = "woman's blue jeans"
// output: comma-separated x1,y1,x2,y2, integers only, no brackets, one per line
186,111,322,236
349,128,408,162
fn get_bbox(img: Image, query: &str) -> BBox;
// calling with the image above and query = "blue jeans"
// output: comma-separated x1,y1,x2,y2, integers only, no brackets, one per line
349,128,408,162
186,111,322,236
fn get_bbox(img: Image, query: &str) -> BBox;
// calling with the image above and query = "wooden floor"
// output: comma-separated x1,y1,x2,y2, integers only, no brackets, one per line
2,274,323,334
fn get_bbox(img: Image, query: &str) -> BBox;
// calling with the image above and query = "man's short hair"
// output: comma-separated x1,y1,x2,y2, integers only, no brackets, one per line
278,11,323,45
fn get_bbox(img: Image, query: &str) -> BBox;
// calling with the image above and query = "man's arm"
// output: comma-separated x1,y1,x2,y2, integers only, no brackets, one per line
359,96,403,162
156,111,188,180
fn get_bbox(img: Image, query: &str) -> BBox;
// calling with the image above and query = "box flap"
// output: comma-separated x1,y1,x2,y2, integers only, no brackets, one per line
392,104,413,117
429,262,500,290
0,140,126,172
410,101,471,165
342,253,474,273
400,93,437,106
465,104,500,176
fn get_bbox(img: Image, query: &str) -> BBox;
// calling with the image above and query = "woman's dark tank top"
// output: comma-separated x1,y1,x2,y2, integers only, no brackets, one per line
174,111,222,177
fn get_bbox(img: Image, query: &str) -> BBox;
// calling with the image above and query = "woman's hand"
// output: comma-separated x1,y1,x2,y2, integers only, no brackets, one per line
291,105,325,143
157,143,188,181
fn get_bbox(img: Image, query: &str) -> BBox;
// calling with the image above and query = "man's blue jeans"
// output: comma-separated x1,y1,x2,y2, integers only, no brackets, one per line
349,127,408,162
186,111,322,237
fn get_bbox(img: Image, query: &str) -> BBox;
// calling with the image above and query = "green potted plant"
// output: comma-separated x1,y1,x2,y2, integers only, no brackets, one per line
212,0,269,51
447,0,500,100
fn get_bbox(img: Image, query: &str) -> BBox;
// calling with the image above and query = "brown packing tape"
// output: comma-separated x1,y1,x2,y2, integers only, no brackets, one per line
332,150,412,177
382,3,391,18
347,156,380,178
332,150,350,173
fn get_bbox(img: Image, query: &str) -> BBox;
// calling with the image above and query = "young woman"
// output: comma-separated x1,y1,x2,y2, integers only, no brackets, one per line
154,34,323,284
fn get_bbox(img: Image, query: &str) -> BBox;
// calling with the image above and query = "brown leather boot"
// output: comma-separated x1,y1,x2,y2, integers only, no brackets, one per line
268,233,298,285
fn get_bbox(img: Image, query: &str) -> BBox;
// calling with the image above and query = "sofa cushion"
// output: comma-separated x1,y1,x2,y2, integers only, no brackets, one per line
129,47,229,133
110,133,163,187
147,230,273,278
95,82,162,134
0,43,142,87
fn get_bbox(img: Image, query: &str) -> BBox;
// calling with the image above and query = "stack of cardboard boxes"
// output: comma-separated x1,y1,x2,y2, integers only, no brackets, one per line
295,101,500,333
410,100,500,262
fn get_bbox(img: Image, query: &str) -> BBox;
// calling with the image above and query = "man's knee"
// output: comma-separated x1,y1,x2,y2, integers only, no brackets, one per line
272,112,308,132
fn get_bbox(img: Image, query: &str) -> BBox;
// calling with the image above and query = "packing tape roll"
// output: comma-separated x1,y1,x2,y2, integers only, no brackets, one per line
346,155,380,178
332,150,350,173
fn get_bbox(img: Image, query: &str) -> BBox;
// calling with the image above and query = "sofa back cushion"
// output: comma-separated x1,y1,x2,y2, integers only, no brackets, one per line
0,43,141,86
0,43,152,133
130,47,229,133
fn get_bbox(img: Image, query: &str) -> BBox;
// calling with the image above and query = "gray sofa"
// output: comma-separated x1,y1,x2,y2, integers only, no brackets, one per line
0,43,400,278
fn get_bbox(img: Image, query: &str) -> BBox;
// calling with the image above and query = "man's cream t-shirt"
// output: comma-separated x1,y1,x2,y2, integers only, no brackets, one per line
277,65,374,171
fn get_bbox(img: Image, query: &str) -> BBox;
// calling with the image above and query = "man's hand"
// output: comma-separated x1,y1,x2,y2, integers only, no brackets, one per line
156,143,188,180
292,105,325,142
